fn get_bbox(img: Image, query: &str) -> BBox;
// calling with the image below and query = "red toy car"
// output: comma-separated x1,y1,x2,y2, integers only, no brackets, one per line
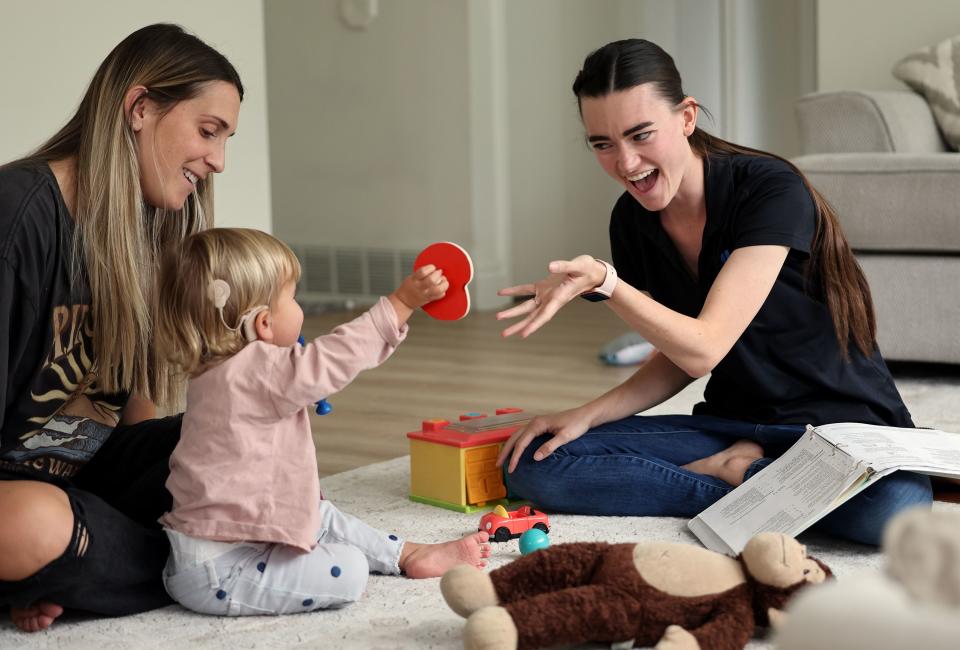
479,505,550,542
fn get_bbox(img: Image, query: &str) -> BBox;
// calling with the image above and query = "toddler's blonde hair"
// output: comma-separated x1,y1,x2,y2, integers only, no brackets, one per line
156,228,301,388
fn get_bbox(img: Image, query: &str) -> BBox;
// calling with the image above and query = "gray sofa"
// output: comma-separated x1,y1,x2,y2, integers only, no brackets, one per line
793,90,960,365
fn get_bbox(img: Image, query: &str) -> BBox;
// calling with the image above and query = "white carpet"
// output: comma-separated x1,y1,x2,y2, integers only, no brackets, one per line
4,455,958,650
3,372,959,649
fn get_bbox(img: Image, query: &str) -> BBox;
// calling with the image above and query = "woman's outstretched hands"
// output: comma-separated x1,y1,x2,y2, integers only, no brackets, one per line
497,255,606,338
496,408,593,474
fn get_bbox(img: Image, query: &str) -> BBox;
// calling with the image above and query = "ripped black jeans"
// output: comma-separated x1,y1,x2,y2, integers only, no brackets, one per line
0,415,181,616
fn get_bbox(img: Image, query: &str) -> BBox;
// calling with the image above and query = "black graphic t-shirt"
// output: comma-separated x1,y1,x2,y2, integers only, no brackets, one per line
0,162,129,479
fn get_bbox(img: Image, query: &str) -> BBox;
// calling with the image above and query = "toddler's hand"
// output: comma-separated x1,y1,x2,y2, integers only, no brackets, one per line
393,264,449,310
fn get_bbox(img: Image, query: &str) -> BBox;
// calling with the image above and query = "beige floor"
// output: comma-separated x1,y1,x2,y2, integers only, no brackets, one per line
304,300,637,476
305,300,960,478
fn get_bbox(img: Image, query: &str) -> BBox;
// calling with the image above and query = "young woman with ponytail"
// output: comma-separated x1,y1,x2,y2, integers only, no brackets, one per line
0,24,243,631
495,39,929,546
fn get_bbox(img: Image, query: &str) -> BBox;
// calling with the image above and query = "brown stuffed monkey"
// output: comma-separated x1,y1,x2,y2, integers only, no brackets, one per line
440,532,832,650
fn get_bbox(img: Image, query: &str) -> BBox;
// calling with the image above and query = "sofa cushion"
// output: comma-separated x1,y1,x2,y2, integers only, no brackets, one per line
796,91,945,154
856,255,960,364
892,34,960,150
793,153,960,253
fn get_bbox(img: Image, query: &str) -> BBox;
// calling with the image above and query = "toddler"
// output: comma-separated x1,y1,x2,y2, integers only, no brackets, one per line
155,228,489,616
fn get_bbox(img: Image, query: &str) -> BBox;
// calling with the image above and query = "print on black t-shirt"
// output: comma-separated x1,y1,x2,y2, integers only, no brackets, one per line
0,163,127,479
7,301,123,477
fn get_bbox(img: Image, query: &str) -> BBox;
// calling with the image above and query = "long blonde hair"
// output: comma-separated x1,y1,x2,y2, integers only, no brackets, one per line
13,24,244,401
156,228,301,397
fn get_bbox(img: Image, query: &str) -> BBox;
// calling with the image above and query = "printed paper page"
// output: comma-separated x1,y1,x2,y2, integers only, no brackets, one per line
688,433,865,555
816,424,960,475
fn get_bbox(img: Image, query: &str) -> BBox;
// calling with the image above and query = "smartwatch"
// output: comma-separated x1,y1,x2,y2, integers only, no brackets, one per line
580,258,617,302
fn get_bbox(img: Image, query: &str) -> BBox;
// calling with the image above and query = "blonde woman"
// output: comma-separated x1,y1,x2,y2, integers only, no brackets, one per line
156,228,489,616
0,24,243,631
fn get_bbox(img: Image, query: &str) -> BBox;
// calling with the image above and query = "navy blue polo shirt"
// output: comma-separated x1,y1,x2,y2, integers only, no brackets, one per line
610,154,913,428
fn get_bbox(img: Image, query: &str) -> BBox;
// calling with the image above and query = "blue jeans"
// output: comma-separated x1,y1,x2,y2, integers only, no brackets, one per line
503,414,932,546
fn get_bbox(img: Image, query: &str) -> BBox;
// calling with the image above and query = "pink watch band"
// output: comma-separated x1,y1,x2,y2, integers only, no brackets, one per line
580,258,617,301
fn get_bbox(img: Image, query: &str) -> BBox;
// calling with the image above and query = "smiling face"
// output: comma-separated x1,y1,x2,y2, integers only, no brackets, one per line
580,83,698,213
130,80,241,210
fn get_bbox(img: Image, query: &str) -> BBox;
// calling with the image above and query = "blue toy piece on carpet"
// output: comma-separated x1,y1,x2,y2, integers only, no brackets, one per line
598,331,654,366
519,528,550,555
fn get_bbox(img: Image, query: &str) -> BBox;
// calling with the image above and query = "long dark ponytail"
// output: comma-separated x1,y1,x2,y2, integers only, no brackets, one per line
573,39,875,359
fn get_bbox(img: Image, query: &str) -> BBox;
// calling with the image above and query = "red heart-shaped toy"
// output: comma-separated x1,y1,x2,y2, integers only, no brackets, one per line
414,242,473,321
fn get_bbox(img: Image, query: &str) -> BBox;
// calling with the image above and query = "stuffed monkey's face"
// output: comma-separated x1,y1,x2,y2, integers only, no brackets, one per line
742,533,827,588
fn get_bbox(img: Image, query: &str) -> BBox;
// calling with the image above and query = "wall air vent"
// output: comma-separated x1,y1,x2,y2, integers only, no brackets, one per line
289,244,422,311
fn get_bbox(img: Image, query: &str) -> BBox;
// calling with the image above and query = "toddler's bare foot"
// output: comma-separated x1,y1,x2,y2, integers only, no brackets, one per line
10,601,63,632
682,440,764,487
400,531,491,579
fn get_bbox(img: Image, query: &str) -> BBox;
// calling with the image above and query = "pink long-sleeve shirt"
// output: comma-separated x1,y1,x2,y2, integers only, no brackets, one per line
160,297,407,552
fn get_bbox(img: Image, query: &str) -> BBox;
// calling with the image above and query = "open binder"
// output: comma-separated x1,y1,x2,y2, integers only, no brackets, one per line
688,423,960,555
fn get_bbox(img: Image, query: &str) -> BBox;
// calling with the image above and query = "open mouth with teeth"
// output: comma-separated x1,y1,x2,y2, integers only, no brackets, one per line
627,169,658,194
183,169,199,186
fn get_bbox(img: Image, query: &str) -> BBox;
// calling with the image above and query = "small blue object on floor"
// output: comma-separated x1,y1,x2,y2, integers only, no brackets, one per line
598,331,654,366
519,528,550,555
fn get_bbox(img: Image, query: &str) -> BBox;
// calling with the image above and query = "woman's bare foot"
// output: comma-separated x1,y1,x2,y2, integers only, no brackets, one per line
10,601,63,632
682,440,764,487
399,531,491,579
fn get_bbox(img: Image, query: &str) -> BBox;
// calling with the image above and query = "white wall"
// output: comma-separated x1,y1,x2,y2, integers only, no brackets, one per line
263,0,816,302
264,0,709,295
723,0,815,157
0,0,271,231
503,0,637,284
265,0,472,249
265,0,506,303
818,0,960,91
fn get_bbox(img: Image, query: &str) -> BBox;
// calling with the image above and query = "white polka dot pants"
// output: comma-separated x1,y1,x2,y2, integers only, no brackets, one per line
162,500,405,615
